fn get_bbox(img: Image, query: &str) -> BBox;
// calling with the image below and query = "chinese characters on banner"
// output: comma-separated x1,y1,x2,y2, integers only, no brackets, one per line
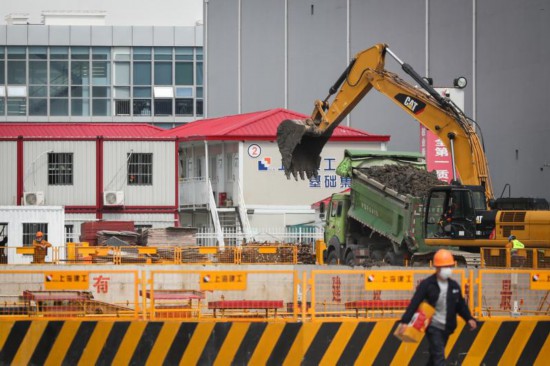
420,87,465,183
420,127,454,183
364,271,414,290
199,271,248,291
308,157,351,189
44,271,89,290
93,275,111,294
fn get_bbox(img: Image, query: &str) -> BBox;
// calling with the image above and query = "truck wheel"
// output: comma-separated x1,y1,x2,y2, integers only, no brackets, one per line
327,251,339,265
371,250,385,261
384,251,401,266
345,252,356,266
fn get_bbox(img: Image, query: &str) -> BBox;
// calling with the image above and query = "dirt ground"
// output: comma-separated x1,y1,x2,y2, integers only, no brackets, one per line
359,165,446,197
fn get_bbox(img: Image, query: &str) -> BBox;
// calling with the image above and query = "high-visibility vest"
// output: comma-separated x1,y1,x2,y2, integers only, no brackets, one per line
512,239,525,249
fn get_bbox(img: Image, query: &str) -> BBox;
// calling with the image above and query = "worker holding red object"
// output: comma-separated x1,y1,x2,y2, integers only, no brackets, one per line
396,249,477,365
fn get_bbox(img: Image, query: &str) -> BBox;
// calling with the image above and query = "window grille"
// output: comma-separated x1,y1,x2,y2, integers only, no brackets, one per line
65,225,75,243
48,153,73,185
23,223,48,246
115,100,130,115
128,153,153,185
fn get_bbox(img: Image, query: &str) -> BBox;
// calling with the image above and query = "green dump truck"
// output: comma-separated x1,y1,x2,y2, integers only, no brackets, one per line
322,149,494,267
321,150,432,266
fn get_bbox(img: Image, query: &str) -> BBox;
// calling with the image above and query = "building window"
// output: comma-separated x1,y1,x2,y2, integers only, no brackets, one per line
23,223,48,246
115,100,131,115
128,153,153,185
154,99,172,116
176,99,193,116
0,45,202,119
133,99,151,116
226,153,234,181
48,153,73,185
65,225,75,243
0,223,7,264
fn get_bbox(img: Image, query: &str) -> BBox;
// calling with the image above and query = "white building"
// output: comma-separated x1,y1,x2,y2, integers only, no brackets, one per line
0,206,64,264
0,123,177,242
156,108,389,243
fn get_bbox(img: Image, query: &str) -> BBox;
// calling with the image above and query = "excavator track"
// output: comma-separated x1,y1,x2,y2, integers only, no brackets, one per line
410,250,481,268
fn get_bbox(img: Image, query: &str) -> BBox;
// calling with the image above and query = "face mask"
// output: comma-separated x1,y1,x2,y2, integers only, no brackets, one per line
439,267,453,280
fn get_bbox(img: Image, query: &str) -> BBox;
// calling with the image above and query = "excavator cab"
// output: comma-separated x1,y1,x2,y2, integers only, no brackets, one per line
425,187,477,239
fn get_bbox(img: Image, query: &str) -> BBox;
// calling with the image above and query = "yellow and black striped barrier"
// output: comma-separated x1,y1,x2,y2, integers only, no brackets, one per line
0,319,549,365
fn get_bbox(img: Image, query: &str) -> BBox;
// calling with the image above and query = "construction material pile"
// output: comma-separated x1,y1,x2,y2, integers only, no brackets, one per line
97,231,139,246
142,227,197,247
359,165,446,198
213,242,315,264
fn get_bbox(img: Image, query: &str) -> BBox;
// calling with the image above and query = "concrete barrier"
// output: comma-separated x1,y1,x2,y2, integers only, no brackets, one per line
0,318,549,365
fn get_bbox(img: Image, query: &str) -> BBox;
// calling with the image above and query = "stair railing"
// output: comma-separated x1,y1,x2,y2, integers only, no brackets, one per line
236,179,252,244
207,179,224,247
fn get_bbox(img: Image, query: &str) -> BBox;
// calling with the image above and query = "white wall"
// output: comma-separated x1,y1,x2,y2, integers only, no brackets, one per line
0,0,203,26
0,141,17,205
102,213,175,227
242,140,385,206
103,141,175,206
0,206,65,264
23,141,96,206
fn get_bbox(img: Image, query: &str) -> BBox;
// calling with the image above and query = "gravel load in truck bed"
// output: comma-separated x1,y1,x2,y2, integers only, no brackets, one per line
358,164,446,198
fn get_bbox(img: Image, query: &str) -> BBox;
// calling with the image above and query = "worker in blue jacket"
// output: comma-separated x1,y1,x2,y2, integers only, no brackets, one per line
397,249,477,365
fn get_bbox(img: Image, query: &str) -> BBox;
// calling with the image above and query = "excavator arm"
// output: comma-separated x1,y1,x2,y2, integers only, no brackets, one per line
277,43,494,200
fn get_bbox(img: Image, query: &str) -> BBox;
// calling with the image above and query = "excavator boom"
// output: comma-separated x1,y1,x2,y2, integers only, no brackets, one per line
277,43,494,200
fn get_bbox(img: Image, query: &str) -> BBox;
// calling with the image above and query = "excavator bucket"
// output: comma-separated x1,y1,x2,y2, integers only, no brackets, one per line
277,119,331,180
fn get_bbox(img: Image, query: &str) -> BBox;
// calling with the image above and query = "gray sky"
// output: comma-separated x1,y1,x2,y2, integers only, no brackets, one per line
0,0,203,26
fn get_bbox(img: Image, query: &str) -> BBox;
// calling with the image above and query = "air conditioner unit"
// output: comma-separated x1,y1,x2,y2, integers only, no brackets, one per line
23,191,45,206
103,191,124,206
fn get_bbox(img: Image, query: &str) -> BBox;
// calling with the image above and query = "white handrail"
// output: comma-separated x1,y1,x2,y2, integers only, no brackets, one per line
207,179,224,247
236,179,252,243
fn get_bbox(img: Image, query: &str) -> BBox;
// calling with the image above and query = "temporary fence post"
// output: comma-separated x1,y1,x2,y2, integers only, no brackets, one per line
52,247,59,264
476,271,482,318
310,272,316,321
533,249,538,269
293,246,298,265
141,270,147,320
469,269,474,311
480,248,485,268
301,271,307,321
505,249,511,268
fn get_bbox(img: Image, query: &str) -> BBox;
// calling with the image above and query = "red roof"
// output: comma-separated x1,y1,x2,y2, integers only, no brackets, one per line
0,123,165,139
155,108,390,142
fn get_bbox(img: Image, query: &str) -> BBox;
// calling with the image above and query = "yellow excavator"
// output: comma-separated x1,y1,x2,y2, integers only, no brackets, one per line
277,43,550,252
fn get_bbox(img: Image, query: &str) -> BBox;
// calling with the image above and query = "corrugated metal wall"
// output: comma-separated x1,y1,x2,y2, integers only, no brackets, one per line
0,141,17,205
23,141,96,206
103,141,175,206
102,213,175,227
205,0,550,201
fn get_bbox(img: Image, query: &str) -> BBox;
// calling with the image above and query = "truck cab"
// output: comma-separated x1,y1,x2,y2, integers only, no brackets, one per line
322,192,351,264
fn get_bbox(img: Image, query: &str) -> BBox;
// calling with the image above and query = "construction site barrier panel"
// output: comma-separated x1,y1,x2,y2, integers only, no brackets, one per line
480,247,550,269
0,318,549,365
309,269,469,320
0,270,140,318
2,245,302,265
476,269,550,317
3,268,550,321
147,270,299,320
